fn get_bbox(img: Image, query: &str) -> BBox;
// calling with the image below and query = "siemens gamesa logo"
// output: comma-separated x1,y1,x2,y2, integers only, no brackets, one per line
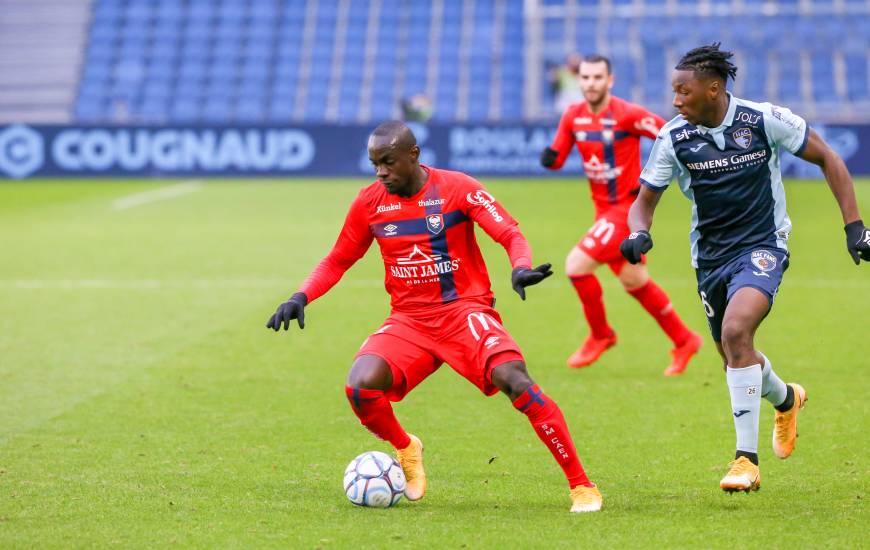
49,128,315,172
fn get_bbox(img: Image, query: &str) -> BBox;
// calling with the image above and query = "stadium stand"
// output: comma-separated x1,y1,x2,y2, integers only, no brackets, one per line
2,0,868,124
0,0,91,123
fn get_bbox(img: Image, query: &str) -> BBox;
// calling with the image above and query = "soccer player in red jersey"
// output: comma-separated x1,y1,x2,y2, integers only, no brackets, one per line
541,54,702,375
267,121,603,513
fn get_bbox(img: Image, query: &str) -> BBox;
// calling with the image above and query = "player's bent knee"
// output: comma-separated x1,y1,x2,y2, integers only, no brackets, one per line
565,247,598,276
490,360,533,400
347,354,393,390
617,263,649,290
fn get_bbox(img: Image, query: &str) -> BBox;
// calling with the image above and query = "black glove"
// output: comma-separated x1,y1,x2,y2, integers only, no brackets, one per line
620,230,653,264
266,292,308,331
845,219,870,265
540,147,558,168
511,263,554,300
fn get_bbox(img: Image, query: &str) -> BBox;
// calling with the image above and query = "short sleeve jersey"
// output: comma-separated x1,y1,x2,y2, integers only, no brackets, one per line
549,96,666,211
640,93,809,268
332,166,524,313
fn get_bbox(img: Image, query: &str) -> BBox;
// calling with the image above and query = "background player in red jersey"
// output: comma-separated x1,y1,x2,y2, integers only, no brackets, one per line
540,54,702,375
266,121,603,513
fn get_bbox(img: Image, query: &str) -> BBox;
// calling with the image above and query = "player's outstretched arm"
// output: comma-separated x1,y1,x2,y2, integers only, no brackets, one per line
267,292,307,330
798,129,869,264
620,186,663,264
541,107,577,170
265,193,374,332
511,264,554,300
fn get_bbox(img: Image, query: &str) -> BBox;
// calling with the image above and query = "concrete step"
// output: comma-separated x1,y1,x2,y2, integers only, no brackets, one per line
0,89,75,103
0,106,71,123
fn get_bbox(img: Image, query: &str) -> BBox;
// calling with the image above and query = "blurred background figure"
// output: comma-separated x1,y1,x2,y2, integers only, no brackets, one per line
548,53,583,114
401,93,433,122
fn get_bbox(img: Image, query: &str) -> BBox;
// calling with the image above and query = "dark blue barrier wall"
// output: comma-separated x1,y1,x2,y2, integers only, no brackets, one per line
0,122,866,179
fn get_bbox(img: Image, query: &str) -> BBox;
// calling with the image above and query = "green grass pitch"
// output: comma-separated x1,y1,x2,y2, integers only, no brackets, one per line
0,178,867,548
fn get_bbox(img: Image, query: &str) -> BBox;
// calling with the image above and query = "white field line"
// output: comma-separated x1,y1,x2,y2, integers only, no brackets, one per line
0,278,865,290
0,278,385,290
111,181,203,210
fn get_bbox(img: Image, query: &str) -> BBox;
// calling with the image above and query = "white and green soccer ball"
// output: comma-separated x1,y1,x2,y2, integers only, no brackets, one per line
343,451,406,508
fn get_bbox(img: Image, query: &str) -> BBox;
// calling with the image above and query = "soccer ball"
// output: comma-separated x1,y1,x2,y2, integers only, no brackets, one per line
343,451,406,508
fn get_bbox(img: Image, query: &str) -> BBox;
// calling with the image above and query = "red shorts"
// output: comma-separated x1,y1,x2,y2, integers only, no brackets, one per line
577,204,645,274
355,301,525,401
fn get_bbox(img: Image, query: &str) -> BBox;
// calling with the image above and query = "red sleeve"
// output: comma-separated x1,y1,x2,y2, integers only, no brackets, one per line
460,176,531,268
496,227,532,269
298,192,373,303
546,106,577,170
624,104,666,139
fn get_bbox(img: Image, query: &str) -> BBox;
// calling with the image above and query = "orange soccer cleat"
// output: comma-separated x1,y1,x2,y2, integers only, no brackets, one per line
567,332,618,368
664,331,703,376
396,434,426,501
719,456,761,493
773,383,807,459
569,484,603,513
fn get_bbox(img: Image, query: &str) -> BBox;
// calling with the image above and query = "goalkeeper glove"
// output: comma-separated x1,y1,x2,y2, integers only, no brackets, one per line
267,292,308,330
845,219,870,265
620,230,653,264
511,263,554,300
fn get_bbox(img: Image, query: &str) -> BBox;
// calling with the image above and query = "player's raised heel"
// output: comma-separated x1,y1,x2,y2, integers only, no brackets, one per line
569,484,602,513
396,434,426,501
664,331,702,376
773,383,807,459
567,332,617,368
719,456,761,493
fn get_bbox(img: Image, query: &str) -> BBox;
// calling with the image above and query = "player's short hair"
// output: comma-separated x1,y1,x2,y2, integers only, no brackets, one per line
582,54,612,74
370,121,417,150
675,43,737,83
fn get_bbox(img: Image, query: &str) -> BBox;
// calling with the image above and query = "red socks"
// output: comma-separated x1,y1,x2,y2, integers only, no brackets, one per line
345,386,411,450
569,274,613,339
627,280,691,346
512,384,592,488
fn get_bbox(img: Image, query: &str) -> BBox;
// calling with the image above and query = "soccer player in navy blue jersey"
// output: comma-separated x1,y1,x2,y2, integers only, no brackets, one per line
620,43,870,493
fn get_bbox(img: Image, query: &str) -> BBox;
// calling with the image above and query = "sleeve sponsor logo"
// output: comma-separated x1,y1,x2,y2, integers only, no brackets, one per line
635,116,659,135
771,106,800,129
465,190,504,222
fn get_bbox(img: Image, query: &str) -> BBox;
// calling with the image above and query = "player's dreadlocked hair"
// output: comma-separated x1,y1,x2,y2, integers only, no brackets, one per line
676,43,737,83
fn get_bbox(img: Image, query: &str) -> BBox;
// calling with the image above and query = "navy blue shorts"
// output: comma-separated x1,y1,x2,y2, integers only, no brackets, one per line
695,248,789,342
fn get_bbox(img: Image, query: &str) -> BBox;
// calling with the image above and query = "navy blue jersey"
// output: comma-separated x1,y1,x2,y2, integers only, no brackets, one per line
640,93,809,269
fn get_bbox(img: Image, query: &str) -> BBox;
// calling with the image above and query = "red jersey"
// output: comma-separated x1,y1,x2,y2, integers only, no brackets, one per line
299,166,532,315
547,96,665,211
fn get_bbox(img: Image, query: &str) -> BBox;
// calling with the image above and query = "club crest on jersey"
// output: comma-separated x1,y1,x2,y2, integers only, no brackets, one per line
751,250,777,277
425,213,444,234
733,127,752,149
